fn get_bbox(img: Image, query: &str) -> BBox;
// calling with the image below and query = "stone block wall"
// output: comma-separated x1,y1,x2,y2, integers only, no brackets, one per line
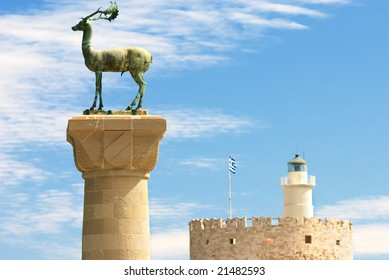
189,217,352,260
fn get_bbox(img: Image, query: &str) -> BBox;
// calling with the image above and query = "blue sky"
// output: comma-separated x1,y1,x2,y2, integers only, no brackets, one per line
0,0,388,260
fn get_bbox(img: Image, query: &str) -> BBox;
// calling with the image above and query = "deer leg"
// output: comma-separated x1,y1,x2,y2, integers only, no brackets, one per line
126,72,146,110
90,87,98,111
135,72,147,110
127,93,139,110
96,71,103,110
126,71,139,110
90,71,102,110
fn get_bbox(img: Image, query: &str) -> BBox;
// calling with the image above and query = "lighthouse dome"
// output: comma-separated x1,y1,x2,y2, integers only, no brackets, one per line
288,154,307,172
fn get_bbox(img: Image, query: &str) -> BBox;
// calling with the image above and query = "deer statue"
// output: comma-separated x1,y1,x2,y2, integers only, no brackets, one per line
71,2,152,111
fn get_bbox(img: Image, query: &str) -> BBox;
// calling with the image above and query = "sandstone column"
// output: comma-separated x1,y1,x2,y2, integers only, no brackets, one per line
67,114,166,260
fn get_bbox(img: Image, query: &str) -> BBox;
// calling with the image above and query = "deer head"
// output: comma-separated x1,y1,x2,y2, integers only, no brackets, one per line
71,1,119,31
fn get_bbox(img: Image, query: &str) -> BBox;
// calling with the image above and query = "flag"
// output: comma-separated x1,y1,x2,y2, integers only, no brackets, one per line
229,156,237,174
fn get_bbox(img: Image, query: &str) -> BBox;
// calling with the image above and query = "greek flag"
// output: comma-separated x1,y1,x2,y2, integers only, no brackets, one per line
229,156,237,174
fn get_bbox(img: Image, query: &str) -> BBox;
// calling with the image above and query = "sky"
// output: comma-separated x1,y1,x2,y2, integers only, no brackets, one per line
0,0,388,260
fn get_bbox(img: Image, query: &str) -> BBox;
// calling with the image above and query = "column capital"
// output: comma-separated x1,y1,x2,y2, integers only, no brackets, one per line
67,115,166,173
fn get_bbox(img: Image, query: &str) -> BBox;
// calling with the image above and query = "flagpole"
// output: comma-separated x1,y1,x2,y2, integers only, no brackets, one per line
228,155,232,219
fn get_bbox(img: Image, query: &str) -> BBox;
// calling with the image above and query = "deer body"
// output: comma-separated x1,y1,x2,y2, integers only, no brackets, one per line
72,6,152,111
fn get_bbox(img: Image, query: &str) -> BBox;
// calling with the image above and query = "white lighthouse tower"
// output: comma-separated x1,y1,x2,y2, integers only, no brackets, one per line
280,154,316,218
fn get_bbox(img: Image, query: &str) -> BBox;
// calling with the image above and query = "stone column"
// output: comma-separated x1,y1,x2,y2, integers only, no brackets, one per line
67,115,166,260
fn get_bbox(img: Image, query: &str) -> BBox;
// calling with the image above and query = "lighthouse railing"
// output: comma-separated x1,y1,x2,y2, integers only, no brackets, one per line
280,175,315,186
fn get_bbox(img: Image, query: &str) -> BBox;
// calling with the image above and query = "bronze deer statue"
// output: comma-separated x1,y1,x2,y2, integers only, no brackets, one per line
72,2,152,111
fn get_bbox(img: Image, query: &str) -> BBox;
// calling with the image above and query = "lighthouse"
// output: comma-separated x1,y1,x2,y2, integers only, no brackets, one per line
280,154,316,218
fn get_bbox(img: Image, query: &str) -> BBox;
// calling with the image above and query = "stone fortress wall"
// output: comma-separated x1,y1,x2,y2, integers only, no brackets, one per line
189,217,352,260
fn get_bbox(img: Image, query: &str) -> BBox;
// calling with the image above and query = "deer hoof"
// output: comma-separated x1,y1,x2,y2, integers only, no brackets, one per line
90,107,95,110
126,106,132,111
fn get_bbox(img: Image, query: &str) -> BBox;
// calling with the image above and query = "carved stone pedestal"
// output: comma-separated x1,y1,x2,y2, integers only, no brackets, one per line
67,115,166,260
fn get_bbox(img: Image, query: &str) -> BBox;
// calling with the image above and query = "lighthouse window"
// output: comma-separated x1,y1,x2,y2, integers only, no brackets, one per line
336,240,341,246
305,235,312,244
288,164,307,172
230,238,236,245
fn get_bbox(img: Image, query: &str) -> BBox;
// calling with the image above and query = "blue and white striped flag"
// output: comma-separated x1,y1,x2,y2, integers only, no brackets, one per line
229,156,237,174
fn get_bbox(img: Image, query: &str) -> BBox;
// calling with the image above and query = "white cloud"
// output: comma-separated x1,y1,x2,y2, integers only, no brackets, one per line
316,196,389,221
151,229,189,259
317,196,389,258
148,197,210,259
239,1,327,18
178,157,225,170
157,109,261,139
353,224,389,258
229,12,309,29
37,240,81,260
0,236,81,260
297,0,350,4
150,198,209,220
0,189,82,236
0,186,83,259
0,154,52,186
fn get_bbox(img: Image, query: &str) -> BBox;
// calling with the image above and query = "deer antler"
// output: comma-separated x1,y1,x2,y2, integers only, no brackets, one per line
81,7,102,21
84,2,119,22
102,1,119,21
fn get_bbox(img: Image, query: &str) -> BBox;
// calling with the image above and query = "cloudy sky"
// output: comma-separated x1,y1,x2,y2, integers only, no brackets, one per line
0,0,388,259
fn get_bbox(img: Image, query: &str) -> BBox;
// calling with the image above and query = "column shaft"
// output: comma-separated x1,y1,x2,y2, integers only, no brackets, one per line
82,170,150,259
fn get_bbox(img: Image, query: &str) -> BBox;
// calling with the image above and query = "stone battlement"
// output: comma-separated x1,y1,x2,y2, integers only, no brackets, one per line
189,217,352,231
189,216,352,260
